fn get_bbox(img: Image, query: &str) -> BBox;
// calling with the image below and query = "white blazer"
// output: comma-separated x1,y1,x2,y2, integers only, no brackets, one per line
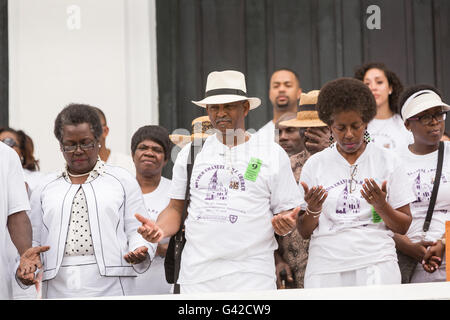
29,164,155,281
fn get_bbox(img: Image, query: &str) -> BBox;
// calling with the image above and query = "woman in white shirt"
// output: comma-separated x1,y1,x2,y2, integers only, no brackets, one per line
130,125,173,295
354,62,413,152
394,85,450,283
298,78,415,288
18,104,154,299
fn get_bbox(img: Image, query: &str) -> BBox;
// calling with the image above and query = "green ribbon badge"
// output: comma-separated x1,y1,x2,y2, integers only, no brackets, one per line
244,157,262,182
372,207,382,223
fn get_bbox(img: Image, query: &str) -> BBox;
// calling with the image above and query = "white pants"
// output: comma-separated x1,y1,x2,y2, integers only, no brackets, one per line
180,272,276,294
304,260,401,288
42,255,134,299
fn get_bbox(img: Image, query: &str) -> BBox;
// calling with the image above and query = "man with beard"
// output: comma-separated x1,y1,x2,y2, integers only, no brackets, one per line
257,68,302,143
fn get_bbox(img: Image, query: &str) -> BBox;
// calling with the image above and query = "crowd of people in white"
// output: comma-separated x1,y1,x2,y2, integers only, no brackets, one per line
1,63,449,299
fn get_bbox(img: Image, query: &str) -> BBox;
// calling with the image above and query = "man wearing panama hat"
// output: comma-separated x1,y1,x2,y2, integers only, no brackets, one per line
135,70,304,294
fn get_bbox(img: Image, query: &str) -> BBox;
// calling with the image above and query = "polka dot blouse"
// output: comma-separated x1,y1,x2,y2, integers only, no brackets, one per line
62,158,106,257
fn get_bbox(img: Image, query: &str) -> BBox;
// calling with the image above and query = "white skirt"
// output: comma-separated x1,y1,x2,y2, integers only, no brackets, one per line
42,255,134,299
304,260,401,288
180,272,276,294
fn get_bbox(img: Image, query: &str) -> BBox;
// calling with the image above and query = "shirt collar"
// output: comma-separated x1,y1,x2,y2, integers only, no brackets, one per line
60,157,107,182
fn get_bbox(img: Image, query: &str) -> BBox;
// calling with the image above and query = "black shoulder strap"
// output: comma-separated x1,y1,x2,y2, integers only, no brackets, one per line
179,141,202,225
173,141,203,294
178,141,202,232
423,141,445,232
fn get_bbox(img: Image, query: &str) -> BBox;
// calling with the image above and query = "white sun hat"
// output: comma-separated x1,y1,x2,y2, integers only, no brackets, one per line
401,89,450,121
192,70,261,110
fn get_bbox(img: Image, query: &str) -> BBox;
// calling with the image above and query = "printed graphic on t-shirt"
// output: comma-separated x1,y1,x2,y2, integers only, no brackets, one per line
409,168,448,207
193,164,246,224
336,184,361,214
324,179,376,230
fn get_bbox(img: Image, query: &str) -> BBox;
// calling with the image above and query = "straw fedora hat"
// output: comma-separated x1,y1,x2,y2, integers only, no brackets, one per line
169,116,215,147
279,90,327,128
192,70,261,110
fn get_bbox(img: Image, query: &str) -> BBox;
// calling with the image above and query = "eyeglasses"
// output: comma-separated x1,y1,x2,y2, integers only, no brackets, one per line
348,165,358,194
61,141,96,153
1,137,18,148
408,111,447,126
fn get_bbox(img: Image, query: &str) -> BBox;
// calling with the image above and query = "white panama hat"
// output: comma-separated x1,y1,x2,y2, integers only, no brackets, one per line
192,70,261,110
401,89,450,121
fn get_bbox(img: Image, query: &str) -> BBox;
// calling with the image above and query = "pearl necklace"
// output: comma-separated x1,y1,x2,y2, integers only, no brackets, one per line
67,170,92,178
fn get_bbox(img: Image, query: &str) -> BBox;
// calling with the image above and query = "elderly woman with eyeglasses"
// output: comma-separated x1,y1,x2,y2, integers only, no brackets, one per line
393,85,450,283
298,78,415,288
17,104,155,299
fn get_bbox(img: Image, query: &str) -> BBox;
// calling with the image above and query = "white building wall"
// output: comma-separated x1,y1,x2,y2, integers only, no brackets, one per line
8,0,159,173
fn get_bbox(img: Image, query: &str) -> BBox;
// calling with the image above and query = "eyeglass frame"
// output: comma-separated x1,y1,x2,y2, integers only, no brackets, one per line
60,140,98,153
1,137,18,148
408,110,447,126
348,164,358,194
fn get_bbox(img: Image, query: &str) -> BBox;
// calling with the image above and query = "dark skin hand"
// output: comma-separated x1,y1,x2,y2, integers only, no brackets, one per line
304,127,331,154
422,240,445,273
274,247,294,289
123,246,149,264
16,246,50,286
297,182,328,239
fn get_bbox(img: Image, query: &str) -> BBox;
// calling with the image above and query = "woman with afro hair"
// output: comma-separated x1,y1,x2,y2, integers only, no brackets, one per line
354,62,413,152
297,78,415,288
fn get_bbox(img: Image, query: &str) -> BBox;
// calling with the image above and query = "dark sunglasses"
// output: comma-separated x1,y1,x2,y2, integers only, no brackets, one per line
1,137,18,148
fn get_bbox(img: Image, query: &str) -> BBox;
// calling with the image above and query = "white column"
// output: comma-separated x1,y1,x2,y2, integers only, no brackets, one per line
8,0,159,173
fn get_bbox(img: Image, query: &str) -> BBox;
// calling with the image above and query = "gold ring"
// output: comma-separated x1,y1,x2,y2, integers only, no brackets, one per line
368,196,373,200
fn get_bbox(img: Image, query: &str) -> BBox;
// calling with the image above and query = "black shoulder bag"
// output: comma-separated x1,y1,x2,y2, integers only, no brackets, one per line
397,141,445,283
164,142,201,293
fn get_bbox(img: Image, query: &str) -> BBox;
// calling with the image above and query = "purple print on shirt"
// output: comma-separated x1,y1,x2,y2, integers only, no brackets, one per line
335,184,361,214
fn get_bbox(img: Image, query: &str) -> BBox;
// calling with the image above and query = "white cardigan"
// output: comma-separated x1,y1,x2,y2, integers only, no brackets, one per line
29,164,155,281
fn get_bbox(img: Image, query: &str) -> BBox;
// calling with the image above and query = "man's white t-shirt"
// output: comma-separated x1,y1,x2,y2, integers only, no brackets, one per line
169,133,303,285
0,142,30,299
299,142,415,277
132,177,173,295
256,120,276,143
400,142,450,243
367,114,413,152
